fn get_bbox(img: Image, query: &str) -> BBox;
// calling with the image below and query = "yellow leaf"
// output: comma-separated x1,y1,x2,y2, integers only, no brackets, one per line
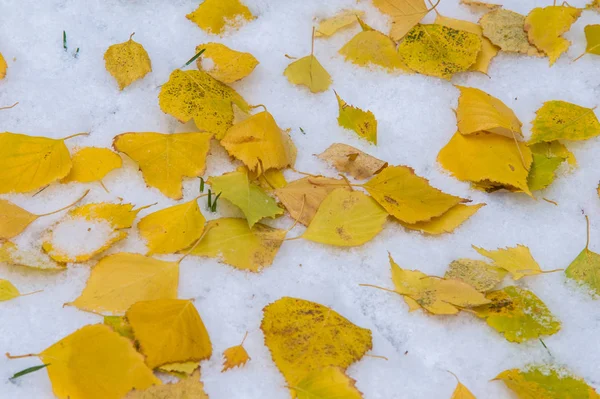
61,147,122,184
127,299,212,369
495,366,600,399
479,9,542,56
39,324,160,399
104,34,152,90
222,341,250,372
138,198,205,255
189,218,286,272
448,375,477,399
197,42,259,83
529,100,600,144
247,167,288,191
435,16,499,74
372,0,428,41
398,24,481,79
527,142,571,192
113,131,212,199
389,255,490,315
303,188,388,247
455,86,522,139
524,6,581,66
275,176,350,226
291,367,363,399
284,55,332,93
473,244,543,280
335,91,377,144
399,203,485,235
208,170,284,227
444,258,506,292
364,165,466,224
126,369,208,399
103,315,134,340
460,0,501,11
565,218,600,296
158,69,249,139
0,52,6,79
0,241,64,271
186,0,254,35
0,132,73,194
437,131,533,195
474,286,560,342
69,202,145,229
577,25,600,59
221,111,296,174
339,30,410,72
261,296,372,388
315,10,365,38
157,361,199,376
0,279,20,301
317,143,388,180
69,253,179,314
588,0,600,11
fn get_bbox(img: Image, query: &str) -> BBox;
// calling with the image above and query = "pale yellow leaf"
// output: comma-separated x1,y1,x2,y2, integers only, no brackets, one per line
104,35,152,90
0,241,65,271
317,143,388,180
480,9,542,56
372,0,428,41
284,55,332,93
61,147,122,184
335,91,377,144
197,42,259,83
0,279,20,301
292,367,363,399
126,369,208,399
399,203,485,235
339,30,410,72
315,10,365,38
473,244,544,280
186,0,255,35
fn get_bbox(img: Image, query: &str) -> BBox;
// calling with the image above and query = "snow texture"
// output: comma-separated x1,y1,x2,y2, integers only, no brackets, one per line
1,0,600,398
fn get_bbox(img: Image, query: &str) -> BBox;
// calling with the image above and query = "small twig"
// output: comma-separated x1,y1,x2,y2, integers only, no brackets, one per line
6,353,39,359
240,331,249,346
61,132,90,141
359,283,398,294
0,102,18,111
36,190,89,217
365,354,389,361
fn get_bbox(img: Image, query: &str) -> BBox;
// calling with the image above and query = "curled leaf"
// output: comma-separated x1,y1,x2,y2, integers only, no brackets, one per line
317,143,387,180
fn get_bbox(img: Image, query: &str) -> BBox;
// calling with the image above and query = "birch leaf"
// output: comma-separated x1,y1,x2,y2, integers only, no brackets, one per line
372,0,428,41
473,244,543,280
444,258,506,292
317,143,388,180
39,324,160,399
565,218,600,296
125,370,208,399
222,337,250,372
0,52,6,79
579,24,600,59
104,315,134,340
315,10,365,37
284,55,332,93
126,299,212,369
335,91,377,144
399,203,485,235
113,131,212,199
68,253,179,314
261,296,372,388
529,101,600,144
189,218,286,272
197,42,259,83
480,9,541,56
69,202,146,229
104,35,152,90
303,188,388,247
527,142,571,191
0,242,64,271
138,198,205,255
339,30,410,72
186,0,255,35
460,0,501,11
0,279,20,301
291,367,363,399
61,147,122,184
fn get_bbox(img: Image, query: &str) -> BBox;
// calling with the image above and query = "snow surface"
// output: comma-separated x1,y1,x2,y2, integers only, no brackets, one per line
1,0,600,398
45,217,118,259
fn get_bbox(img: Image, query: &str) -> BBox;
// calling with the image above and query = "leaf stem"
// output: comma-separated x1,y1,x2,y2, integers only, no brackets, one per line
36,190,89,217
0,102,18,111
359,283,397,294
61,132,90,141
6,352,39,359
585,214,591,250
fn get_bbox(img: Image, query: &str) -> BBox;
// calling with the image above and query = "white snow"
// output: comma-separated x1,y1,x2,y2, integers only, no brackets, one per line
1,0,600,398
45,217,118,259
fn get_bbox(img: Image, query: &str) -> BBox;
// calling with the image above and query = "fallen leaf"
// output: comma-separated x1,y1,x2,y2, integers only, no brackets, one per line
0,242,64,271
189,218,286,272
317,143,388,180
113,131,212,199
339,29,410,72
524,6,581,66
588,0,600,11
104,34,151,90
437,131,533,195
435,16,499,74
275,176,350,226
460,0,501,11
261,296,372,388
69,253,179,314
248,167,288,191
473,244,544,280
399,203,485,235
103,315,134,340
157,362,199,377
565,217,600,296
221,111,296,174
291,367,363,399
335,91,377,144
127,299,212,369
449,375,477,399
389,255,490,315
197,42,259,83
474,286,560,342
37,324,160,399
444,258,506,292
315,10,365,37
69,202,146,228
372,0,428,41
126,369,208,399
222,334,250,372
0,52,6,79
364,165,466,224
574,25,600,61
284,55,332,93
0,132,74,194
529,100,600,144
158,69,249,139
0,279,20,301
61,147,122,185
208,169,284,227
138,198,205,255
398,24,482,79
480,9,541,56
494,366,600,398
455,86,522,139
303,188,388,246
187,0,254,35
527,142,570,191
